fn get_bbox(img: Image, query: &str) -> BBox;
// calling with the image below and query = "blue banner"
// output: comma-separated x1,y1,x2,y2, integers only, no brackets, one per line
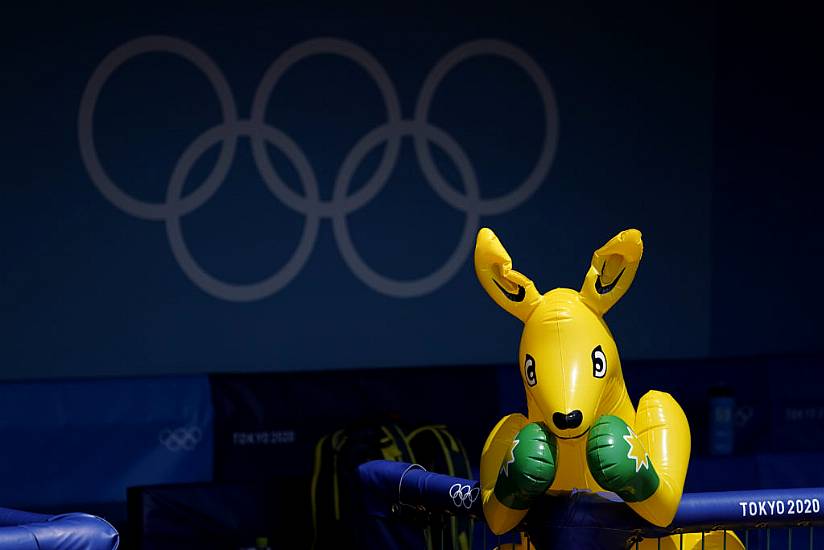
0,376,212,508
0,5,715,378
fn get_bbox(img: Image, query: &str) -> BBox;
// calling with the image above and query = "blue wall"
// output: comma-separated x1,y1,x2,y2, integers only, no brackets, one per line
709,4,824,356
0,4,820,379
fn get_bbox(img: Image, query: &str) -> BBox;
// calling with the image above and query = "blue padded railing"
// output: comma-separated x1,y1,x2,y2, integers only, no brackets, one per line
359,460,824,549
0,507,119,550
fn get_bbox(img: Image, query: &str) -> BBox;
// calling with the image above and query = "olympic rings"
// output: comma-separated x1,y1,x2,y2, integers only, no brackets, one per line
78,36,239,221
332,120,480,297
449,483,480,509
414,39,558,215
250,38,403,218
158,426,203,452
165,121,321,302
78,35,558,300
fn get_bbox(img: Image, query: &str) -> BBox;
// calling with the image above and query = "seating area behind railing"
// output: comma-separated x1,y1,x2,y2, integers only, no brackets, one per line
358,460,824,549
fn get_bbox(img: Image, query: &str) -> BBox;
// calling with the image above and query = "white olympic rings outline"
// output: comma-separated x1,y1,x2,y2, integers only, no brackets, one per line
78,36,558,301
449,483,480,509
159,426,203,452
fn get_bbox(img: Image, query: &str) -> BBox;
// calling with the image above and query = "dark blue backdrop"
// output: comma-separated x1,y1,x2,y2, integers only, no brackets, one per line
0,3,820,379
0,4,716,378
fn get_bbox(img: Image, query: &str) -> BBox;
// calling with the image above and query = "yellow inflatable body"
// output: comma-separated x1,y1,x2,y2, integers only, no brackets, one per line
474,228,742,549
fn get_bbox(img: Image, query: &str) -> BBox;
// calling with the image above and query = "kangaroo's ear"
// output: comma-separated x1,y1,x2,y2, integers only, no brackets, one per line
579,229,643,316
474,228,542,323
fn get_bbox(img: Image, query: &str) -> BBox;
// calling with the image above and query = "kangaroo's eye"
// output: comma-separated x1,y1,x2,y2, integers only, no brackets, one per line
525,354,537,387
592,345,607,378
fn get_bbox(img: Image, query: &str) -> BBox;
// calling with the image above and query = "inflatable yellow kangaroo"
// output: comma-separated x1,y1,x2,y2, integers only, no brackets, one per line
475,228,742,549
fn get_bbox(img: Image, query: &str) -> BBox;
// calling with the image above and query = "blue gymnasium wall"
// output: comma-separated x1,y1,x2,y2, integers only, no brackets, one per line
0,3,723,379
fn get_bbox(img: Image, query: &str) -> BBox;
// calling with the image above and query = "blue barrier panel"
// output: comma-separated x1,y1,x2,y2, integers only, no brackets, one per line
0,376,212,509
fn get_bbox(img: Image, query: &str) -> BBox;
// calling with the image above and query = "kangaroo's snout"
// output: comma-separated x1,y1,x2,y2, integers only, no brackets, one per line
552,410,583,431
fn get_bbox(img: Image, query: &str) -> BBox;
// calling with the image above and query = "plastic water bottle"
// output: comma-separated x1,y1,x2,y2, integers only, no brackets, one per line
709,385,735,455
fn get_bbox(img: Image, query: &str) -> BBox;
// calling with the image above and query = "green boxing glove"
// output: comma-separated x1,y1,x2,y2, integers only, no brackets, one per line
493,422,558,510
586,415,660,502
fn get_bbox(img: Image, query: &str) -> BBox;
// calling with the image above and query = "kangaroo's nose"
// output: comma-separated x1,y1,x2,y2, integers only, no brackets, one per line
552,410,583,431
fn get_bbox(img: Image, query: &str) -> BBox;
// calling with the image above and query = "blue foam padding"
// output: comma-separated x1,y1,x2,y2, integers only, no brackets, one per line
359,460,824,537
0,508,118,550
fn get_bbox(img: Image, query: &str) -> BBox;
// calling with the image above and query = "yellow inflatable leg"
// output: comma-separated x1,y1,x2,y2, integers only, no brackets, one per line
629,390,691,526
480,413,530,535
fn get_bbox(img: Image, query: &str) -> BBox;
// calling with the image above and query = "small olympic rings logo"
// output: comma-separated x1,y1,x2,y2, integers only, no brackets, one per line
158,426,203,451
449,483,480,509
78,36,558,301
